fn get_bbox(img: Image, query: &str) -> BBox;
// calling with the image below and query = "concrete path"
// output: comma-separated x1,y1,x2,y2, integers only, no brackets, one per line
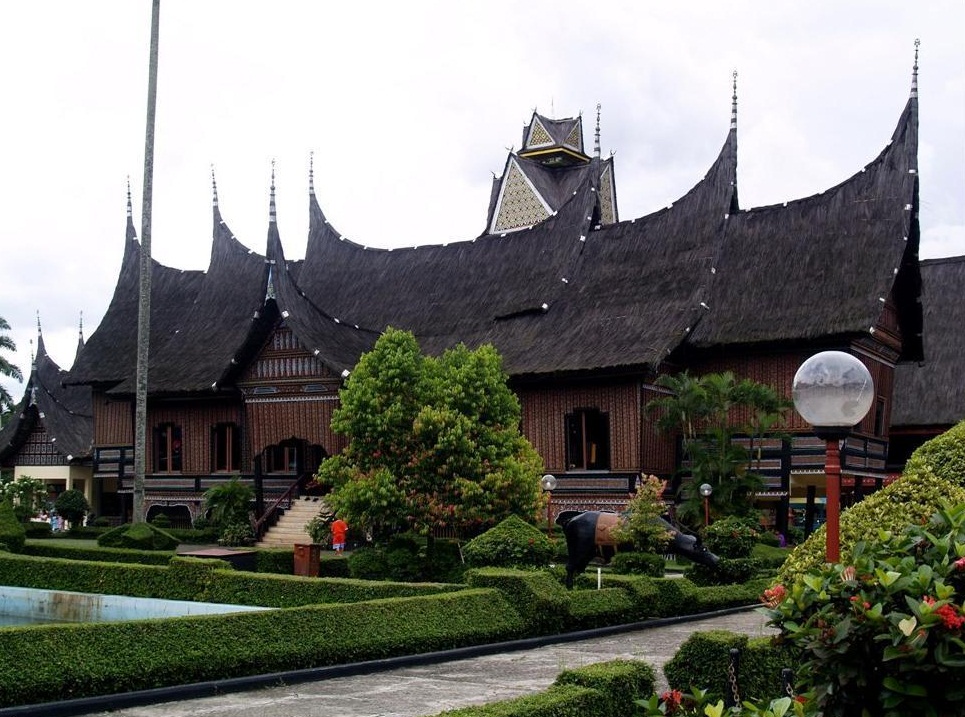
74,608,776,717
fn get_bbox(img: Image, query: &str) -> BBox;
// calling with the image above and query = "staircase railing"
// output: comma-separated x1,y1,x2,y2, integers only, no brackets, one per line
253,474,307,541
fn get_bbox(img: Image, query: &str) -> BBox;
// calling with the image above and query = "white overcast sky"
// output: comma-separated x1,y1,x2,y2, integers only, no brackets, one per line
1,1,963,404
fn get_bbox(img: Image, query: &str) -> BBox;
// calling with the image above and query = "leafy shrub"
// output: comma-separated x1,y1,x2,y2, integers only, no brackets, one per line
347,545,388,580
54,489,90,528
702,516,759,558
0,501,26,553
686,557,761,586
555,659,657,717
92,516,111,527
764,501,965,716
465,568,569,635
20,542,173,565
609,551,665,577
462,515,554,568
217,521,254,547
664,629,749,701
149,513,171,528
779,463,965,582
97,522,180,551
22,520,52,538
903,418,965,487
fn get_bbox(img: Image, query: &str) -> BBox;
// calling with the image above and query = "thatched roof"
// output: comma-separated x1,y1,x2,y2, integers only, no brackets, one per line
0,332,92,464
891,256,965,426
67,72,923,395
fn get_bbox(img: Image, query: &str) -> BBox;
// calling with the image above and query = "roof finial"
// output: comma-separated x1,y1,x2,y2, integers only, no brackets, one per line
911,38,920,99
594,103,602,158
730,70,738,130
309,151,315,196
36,310,42,337
79,311,84,342
269,159,277,224
211,165,219,208
126,176,133,218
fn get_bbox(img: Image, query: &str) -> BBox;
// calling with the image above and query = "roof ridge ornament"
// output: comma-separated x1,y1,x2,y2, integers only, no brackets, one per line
911,38,920,99
78,310,84,344
309,151,315,196
269,159,277,224
126,176,133,218
211,165,219,208
594,103,601,158
730,70,738,130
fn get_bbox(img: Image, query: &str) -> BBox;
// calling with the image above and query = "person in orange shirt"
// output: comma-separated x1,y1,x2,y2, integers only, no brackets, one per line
330,516,348,554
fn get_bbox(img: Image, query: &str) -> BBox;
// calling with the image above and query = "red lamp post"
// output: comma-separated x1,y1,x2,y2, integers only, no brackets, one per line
541,474,558,536
792,351,874,563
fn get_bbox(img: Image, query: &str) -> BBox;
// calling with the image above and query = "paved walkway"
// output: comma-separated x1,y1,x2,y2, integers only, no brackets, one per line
75,608,776,717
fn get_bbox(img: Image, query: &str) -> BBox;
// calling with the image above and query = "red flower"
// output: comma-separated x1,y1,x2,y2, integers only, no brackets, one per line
935,604,965,631
660,690,683,713
954,557,965,571
762,584,787,608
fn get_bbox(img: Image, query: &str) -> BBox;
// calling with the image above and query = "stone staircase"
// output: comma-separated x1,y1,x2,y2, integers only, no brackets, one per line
255,496,330,548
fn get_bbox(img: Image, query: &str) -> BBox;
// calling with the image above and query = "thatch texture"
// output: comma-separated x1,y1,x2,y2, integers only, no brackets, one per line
891,256,965,426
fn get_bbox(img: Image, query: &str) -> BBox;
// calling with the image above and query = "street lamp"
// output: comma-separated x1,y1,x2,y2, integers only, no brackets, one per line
792,351,874,563
541,474,558,536
699,483,713,526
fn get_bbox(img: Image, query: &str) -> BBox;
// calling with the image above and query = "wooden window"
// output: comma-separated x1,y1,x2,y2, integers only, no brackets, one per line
265,442,300,474
154,424,182,473
874,397,887,437
565,409,610,470
212,423,241,473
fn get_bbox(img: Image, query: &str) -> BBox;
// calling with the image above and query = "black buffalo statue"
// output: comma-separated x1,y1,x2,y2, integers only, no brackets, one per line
555,510,719,589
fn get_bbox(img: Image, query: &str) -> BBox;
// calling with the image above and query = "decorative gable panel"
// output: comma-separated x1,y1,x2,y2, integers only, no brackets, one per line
599,163,617,225
526,117,554,148
564,122,582,152
491,159,552,233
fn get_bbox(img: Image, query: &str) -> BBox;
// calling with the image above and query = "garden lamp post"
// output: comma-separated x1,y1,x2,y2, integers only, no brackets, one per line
541,474,558,536
699,483,713,527
792,351,874,563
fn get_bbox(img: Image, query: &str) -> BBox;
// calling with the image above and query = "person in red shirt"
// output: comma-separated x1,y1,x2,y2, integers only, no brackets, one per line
330,517,348,554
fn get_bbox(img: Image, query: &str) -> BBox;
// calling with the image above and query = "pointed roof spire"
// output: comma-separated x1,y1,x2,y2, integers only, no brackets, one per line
78,311,84,343
211,165,219,208
730,70,738,130
126,176,133,218
911,38,920,99
309,151,315,196
269,159,277,224
594,103,602,158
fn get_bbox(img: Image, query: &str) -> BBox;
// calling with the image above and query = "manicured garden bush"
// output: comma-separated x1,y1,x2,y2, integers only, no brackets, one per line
0,588,525,708
21,541,175,565
685,557,761,586
702,515,759,558
97,522,180,551
22,520,52,538
465,568,569,635
565,587,635,630
462,515,555,569
779,461,965,582
903,417,965,487
438,684,599,717
609,551,665,577
764,501,965,716
0,500,26,553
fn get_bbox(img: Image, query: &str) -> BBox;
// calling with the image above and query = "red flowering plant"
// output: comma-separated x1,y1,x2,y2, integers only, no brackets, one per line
636,687,814,716
761,501,965,717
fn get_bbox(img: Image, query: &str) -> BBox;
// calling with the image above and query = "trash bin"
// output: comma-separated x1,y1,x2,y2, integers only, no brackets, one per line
293,543,321,577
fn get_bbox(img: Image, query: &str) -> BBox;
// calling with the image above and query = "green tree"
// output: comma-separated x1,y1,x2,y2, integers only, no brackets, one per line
610,474,673,552
0,316,24,425
318,328,544,543
54,489,90,528
0,475,48,522
648,371,790,525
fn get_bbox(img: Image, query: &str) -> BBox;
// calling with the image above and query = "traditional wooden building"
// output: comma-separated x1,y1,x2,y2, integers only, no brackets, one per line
2,59,935,539
0,321,93,510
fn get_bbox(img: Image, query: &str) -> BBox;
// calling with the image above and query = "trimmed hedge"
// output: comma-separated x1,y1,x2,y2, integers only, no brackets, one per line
564,587,635,630
465,568,569,635
0,501,25,553
0,588,524,708
22,541,175,565
663,629,794,705
97,522,180,551
437,660,656,717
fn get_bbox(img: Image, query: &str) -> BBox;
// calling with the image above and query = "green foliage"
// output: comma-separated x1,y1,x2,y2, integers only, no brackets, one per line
903,418,965,488
149,512,171,528
686,557,762,586
465,567,570,635
217,521,254,547
0,588,525,708
555,660,657,717
202,476,253,539
664,629,750,702
0,475,48,522
462,515,555,568
20,541,174,565
438,685,599,717
609,475,672,553
54,489,89,527
319,328,544,541
22,520,52,538
703,516,760,558
779,462,965,582
609,551,666,577
638,687,813,717
0,316,23,418
763,501,965,717
0,500,26,553
565,587,636,629
647,371,790,525
97,522,180,551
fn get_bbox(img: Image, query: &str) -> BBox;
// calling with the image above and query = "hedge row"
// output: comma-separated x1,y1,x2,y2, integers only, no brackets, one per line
21,541,175,565
438,660,656,717
0,553,463,607
0,588,523,708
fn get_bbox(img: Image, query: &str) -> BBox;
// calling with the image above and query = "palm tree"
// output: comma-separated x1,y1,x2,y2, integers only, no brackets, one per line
0,316,24,422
